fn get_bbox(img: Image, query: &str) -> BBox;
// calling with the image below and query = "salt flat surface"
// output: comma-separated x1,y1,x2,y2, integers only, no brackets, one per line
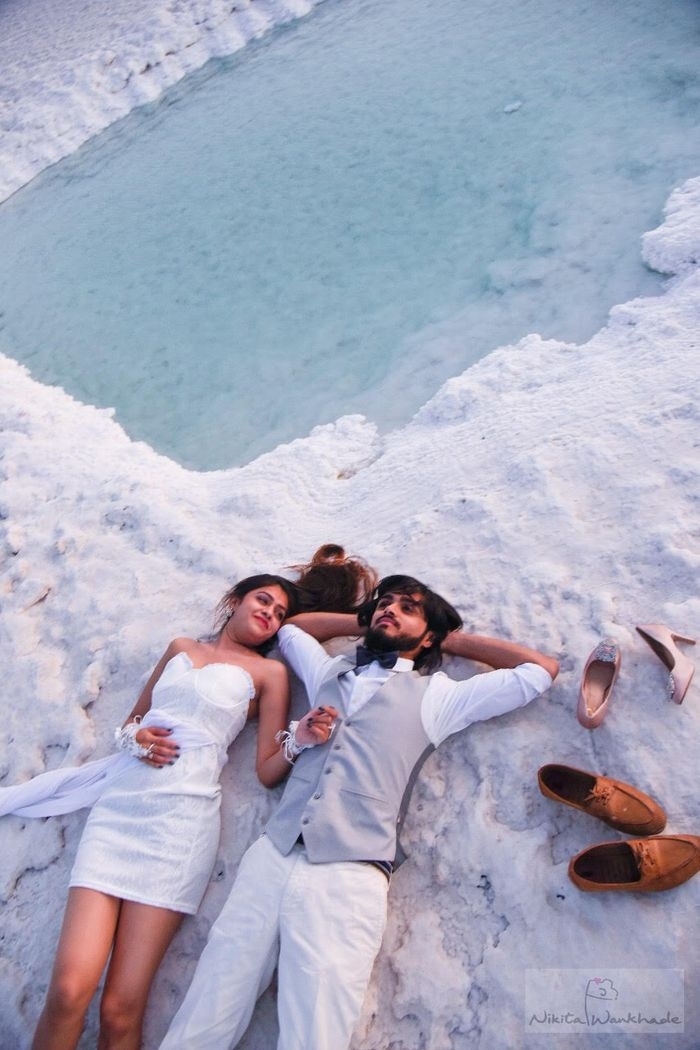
0,1,699,1048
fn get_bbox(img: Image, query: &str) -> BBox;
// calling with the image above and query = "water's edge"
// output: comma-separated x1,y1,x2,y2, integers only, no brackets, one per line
0,0,326,205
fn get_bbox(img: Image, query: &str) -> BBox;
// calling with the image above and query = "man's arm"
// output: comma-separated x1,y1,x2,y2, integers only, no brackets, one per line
286,614,559,680
424,624,559,746
285,611,362,642
424,660,554,746
441,630,559,680
276,623,339,705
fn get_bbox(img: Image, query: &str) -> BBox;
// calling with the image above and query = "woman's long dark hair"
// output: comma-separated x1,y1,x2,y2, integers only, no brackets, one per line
289,543,378,614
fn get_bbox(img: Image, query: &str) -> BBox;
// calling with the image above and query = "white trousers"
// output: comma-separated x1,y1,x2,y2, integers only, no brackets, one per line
159,835,389,1050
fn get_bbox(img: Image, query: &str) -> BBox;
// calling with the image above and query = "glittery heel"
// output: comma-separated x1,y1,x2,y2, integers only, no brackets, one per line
577,638,621,728
636,624,696,704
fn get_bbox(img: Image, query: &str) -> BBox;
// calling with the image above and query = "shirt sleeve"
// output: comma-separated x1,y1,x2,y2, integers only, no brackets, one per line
421,663,553,746
276,624,337,707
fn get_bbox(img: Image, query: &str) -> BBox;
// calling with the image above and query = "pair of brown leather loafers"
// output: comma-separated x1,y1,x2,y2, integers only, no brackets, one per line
538,764,700,892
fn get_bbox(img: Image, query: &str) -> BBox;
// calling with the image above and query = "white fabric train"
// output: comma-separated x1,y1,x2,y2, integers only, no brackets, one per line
0,707,217,819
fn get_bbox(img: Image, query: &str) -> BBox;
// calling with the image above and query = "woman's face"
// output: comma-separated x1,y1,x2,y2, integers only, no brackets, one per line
229,584,289,645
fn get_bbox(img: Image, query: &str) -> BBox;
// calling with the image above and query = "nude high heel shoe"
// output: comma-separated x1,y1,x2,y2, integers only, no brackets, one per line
577,639,621,728
636,624,696,704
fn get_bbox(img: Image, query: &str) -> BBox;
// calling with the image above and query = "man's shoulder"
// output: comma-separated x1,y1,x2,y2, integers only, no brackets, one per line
278,623,322,648
424,668,451,684
278,623,300,639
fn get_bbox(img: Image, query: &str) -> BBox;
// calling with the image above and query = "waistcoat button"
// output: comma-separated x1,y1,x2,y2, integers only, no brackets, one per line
313,792,321,800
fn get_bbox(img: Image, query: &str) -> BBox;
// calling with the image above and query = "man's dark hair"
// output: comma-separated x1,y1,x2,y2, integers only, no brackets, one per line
357,575,463,674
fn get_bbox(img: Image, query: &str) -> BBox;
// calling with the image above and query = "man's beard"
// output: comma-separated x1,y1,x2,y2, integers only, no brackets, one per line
364,625,428,655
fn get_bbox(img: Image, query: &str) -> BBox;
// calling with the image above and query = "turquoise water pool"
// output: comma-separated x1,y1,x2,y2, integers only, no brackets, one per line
1,0,699,468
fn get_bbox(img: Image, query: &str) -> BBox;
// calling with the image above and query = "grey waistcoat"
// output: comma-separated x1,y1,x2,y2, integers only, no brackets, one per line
265,658,434,864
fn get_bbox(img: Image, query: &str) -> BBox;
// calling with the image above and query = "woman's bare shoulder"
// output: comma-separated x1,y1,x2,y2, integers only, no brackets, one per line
168,636,199,653
258,654,289,685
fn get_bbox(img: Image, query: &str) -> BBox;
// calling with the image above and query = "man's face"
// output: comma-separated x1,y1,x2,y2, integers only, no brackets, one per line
365,591,434,657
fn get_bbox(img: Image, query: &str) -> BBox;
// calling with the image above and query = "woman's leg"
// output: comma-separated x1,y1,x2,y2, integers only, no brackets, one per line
98,901,183,1050
32,888,121,1050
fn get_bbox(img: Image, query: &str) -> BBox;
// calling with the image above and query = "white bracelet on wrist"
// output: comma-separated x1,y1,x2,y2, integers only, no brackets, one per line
276,720,310,764
114,718,153,759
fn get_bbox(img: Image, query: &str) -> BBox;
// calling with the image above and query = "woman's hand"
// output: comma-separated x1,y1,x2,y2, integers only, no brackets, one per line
294,706,338,748
134,726,181,767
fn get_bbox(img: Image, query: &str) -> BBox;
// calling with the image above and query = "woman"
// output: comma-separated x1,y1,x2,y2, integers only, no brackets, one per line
2,547,375,1050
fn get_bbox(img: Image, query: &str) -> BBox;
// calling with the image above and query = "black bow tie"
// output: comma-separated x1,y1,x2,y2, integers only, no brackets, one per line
353,645,399,674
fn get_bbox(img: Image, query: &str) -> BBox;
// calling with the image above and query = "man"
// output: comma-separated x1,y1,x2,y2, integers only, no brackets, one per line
160,575,559,1050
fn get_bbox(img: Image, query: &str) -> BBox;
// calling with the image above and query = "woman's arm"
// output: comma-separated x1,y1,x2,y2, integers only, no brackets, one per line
284,611,362,642
119,639,188,767
441,631,559,680
255,660,294,787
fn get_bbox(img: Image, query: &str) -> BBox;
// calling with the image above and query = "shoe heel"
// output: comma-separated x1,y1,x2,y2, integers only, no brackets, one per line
671,632,696,646
636,624,696,704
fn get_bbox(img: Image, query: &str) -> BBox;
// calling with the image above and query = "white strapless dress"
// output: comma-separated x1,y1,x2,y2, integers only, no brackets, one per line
69,652,253,914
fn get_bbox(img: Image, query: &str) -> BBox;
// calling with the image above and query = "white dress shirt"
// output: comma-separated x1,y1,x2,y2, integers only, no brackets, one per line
277,624,552,747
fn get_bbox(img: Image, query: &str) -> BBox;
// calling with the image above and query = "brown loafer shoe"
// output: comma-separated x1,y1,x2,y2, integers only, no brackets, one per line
569,835,700,892
538,764,666,835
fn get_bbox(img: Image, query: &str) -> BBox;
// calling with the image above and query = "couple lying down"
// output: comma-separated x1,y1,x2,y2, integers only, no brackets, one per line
2,543,558,1050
